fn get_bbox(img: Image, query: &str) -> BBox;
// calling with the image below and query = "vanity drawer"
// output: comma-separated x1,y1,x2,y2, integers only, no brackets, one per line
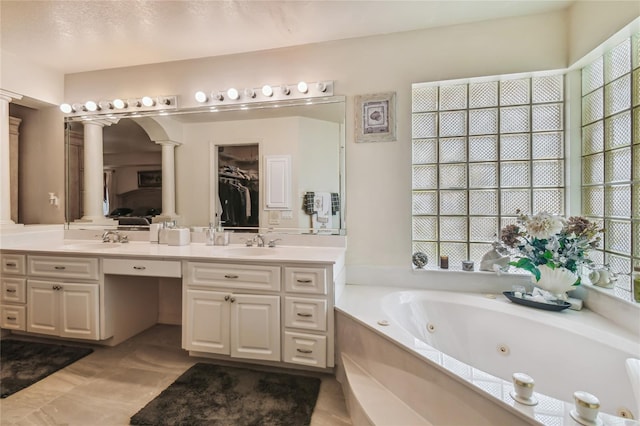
284,297,327,331
1,254,26,275
284,331,327,368
28,256,99,281
186,262,281,291
103,258,181,278
284,267,327,295
1,278,26,304
0,304,26,331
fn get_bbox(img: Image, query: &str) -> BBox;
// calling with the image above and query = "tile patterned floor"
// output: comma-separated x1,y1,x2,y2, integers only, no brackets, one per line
0,325,352,425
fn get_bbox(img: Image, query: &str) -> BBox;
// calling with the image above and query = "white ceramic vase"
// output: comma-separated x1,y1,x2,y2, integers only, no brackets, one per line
532,264,577,297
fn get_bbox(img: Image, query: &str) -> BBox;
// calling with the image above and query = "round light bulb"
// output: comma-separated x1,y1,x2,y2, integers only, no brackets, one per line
60,103,73,114
141,96,155,107
194,91,208,103
316,82,327,92
227,88,239,100
297,81,308,93
262,85,273,97
113,99,127,109
85,101,98,112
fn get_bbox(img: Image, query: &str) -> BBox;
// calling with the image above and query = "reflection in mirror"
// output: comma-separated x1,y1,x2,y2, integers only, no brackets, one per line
217,144,259,230
65,96,346,235
66,119,162,228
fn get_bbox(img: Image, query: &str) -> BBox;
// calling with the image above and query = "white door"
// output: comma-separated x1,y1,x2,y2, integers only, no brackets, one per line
59,283,99,340
27,280,59,336
231,294,280,361
185,289,230,354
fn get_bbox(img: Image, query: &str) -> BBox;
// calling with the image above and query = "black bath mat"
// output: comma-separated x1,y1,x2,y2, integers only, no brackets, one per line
130,363,321,425
0,339,94,398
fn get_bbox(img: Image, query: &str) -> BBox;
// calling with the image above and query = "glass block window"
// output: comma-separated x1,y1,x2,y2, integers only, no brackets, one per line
412,75,565,268
581,34,640,302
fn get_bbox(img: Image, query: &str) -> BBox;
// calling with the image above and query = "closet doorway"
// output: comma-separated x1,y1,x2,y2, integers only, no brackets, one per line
217,144,259,230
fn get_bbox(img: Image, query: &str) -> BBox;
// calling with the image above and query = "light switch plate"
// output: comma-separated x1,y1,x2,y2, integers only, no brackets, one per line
268,210,281,225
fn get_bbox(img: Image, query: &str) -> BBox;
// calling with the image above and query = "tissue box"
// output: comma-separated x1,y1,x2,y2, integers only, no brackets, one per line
166,228,191,246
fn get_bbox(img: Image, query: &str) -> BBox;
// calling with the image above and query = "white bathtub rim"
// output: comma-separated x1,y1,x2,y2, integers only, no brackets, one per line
336,285,640,426
336,303,542,425
381,289,640,356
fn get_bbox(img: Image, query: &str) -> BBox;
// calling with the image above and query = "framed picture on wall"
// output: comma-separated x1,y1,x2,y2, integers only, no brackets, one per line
355,92,396,143
137,170,162,188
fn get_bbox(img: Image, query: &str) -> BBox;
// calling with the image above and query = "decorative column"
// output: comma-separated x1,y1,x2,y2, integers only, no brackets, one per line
0,90,23,228
154,140,181,222
77,119,118,224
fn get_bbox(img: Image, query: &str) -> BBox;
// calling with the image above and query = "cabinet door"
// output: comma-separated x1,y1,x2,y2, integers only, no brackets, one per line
230,294,280,361
27,280,59,336
185,289,231,354
59,283,99,340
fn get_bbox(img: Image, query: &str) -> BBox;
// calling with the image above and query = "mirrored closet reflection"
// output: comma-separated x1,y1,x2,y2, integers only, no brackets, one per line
217,144,259,230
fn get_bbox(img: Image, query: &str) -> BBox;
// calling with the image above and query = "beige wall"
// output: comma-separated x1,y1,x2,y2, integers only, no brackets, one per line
9,4,637,267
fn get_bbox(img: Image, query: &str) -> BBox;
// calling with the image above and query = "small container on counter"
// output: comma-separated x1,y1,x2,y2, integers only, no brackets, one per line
439,255,449,269
462,260,474,271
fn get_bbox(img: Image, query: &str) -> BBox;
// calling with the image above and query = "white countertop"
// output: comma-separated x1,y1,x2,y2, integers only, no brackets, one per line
1,240,346,265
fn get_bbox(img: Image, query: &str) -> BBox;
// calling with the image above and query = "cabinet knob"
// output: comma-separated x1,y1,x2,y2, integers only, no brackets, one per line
54,266,66,270
224,274,239,279
296,279,312,283
5,262,16,267
296,313,312,317
296,349,313,354
224,295,230,301
230,297,236,303
133,266,146,270
52,285,63,291
6,316,16,321
6,289,16,293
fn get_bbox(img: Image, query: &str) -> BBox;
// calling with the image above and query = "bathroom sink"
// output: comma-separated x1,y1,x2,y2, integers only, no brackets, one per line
63,242,122,250
226,247,280,256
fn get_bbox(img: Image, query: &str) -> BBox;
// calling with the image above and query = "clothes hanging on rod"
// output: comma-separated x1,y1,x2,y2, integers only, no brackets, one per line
218,168,258,227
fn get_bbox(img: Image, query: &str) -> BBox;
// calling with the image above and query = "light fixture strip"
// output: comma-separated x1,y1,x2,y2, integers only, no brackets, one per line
194,80,333,106
60,95,178,117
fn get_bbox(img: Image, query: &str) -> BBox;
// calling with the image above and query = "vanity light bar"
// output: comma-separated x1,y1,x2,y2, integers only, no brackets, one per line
59,95,178,117
194,81,333,106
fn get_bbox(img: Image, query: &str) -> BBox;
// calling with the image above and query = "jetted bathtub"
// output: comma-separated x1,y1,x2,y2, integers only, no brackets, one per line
336,286,640,425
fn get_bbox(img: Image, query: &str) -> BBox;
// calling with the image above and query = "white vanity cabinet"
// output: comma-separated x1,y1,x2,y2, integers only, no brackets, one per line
183,262,281,362
1,254,27,331
282,266,331,368
26,256,100,340
183,260,338,370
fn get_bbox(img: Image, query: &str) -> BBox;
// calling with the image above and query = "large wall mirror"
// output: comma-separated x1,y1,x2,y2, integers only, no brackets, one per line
65,96,346,235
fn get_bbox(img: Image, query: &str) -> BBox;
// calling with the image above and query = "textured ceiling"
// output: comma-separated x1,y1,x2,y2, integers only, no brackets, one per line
1,0,573,74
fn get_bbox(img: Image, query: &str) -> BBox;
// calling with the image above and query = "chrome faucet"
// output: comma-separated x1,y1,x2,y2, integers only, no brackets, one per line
102,230,128,243
268,238,281,248
255,234,265,247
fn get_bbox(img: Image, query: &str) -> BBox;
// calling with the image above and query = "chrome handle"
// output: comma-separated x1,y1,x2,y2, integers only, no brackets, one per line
230,297,236,303
296,279,312,283
6,289,16,293
224,295,230,301
224,274,239,279
296,313,312,317
296,349,312,354
5,262,16,267
54,266,66,270
6,316,16,321
133,266,146,270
